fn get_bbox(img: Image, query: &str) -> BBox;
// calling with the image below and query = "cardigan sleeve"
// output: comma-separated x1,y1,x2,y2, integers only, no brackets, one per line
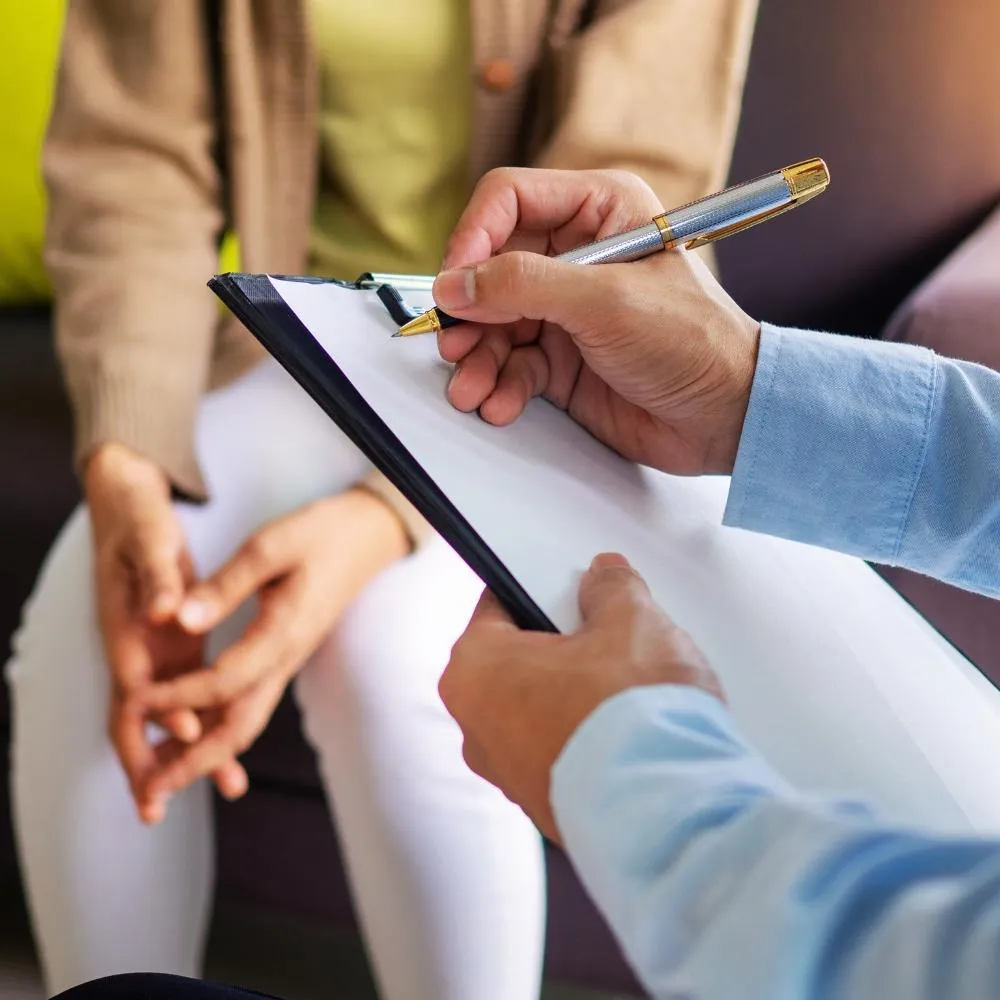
44,0,224,499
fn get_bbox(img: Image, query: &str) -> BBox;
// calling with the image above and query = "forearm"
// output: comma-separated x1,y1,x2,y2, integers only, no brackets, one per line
724,324,1000,597
552,686,1000,1000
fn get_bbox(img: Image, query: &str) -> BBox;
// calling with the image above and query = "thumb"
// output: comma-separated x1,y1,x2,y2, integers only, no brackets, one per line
466,588,517,632
578,553,658,630
433,251,617,330
129,507,186,622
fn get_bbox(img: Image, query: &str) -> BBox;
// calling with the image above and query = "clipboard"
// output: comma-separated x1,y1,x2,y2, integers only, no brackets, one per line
209,271,554,631
207,270,1000,836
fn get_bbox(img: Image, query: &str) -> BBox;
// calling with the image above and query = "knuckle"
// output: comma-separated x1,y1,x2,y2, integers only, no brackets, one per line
494,251,535,297
438,666,457,710
205,671,229,702
440,642,472,709
169,764,195,790
482,165,518,191
467,167,513,213
233,728,255,756
447,630,470,666
460,738,484,777
112,673,142,700
242,531,277,571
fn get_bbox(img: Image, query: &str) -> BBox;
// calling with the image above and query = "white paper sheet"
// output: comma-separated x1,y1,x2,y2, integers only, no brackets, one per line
272,277,1000,834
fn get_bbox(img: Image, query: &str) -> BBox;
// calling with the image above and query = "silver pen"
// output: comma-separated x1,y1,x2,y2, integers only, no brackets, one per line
395,158,829,337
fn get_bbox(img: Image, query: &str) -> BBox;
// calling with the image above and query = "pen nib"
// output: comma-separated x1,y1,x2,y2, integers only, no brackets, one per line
397,311,441,338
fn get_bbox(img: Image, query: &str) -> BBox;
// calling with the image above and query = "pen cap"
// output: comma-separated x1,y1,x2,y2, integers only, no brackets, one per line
781,158,830,202
658,157,830,250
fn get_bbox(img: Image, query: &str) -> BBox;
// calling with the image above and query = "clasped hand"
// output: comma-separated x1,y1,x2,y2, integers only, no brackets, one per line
87,444,407,824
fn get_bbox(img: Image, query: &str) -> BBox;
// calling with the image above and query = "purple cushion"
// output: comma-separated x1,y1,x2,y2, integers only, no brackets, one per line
878,202,1000,684
883,203,1000,370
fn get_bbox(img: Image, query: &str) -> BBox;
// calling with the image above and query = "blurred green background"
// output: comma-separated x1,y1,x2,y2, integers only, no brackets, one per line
0,0,64,303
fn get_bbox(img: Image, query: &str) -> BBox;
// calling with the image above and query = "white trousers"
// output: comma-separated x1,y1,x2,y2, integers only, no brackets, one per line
6,359,547,998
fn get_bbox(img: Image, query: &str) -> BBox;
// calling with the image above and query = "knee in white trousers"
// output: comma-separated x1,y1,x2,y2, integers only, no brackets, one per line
6,360,545,999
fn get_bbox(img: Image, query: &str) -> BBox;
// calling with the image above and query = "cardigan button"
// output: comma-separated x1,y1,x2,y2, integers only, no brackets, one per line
479,58,516,93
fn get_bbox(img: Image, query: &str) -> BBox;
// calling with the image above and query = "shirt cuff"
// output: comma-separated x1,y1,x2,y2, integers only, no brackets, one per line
723,324,938,564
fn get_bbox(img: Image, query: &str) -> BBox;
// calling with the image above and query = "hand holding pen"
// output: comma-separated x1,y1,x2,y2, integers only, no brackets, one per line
417,165,828,475
396,158,829,337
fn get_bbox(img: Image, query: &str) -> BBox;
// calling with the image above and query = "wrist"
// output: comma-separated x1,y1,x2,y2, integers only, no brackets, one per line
340,487,411,565
704,318,761,474
84,442,170,503
353,473,431,552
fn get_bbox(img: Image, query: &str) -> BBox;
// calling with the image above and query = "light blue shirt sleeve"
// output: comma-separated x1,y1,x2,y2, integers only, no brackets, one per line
552,686,1000,1000
724,324,1000,598
549,329,1000,999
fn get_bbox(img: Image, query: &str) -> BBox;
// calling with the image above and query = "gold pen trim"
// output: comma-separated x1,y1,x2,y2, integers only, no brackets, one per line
397,309,442,338
687,158,830,250
685,202,797,249
653,213,675,250
781,157,830,203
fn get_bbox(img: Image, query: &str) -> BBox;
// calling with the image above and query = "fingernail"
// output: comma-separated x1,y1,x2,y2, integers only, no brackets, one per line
178,599,211,631
448,365,463,393
434,267,476,310
176,714,202,743
142,795,168,825
149,591,175,619
589,553,631,573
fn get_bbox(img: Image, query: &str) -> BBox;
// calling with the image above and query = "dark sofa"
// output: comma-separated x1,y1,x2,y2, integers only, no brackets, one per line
3,0,999,994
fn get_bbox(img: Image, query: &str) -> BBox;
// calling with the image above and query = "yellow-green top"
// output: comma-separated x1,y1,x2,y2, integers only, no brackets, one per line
307,0,472,281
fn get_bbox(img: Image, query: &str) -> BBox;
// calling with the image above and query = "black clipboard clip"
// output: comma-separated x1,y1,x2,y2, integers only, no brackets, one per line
353,272,435,330
375,284,422,326
262,271,434,330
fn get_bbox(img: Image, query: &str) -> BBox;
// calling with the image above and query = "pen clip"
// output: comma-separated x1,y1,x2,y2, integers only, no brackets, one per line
683,201,799,250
